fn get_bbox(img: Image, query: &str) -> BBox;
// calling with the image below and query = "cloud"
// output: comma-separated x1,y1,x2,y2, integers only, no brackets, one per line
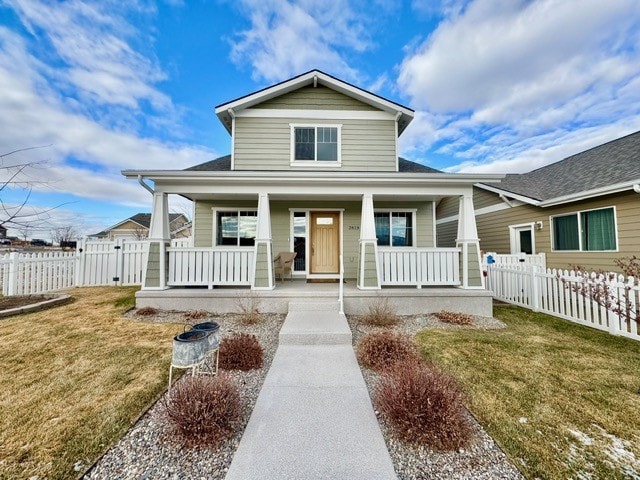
397,0,640,173
229,0,375,82
0,10,214,211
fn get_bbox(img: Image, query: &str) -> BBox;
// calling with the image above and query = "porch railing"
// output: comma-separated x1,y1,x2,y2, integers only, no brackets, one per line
378,247,460,287
167,247,254,287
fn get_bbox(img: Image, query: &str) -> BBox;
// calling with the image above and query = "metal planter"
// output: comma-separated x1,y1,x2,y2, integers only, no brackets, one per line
191,322,220,350
172,330,209,367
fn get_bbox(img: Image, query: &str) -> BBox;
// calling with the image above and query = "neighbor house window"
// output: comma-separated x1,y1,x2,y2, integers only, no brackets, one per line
291,125,341,163
374,211,414,247
551,207,616,251
216,210,257,246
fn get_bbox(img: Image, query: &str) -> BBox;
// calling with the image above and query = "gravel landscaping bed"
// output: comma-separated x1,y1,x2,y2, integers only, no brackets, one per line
349,313,525,480
84,310,284,480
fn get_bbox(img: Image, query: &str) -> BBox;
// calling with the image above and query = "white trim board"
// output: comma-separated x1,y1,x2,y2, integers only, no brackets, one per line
436,200,525,225
236,109,395,121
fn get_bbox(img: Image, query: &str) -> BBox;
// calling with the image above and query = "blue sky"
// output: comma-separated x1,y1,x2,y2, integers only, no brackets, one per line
1,0,639,239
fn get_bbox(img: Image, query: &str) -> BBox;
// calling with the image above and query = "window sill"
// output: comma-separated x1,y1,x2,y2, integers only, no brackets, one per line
290,161,342,167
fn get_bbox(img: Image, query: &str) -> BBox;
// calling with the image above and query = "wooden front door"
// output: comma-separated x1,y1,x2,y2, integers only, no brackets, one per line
310,212,340,274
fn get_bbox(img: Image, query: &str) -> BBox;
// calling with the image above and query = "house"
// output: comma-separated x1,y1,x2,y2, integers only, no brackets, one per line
0,225,6,239
122,70,503,315
436,131,640,272
91,213,190,241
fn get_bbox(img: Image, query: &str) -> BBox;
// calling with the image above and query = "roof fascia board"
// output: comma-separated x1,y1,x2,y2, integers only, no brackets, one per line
124,169,504,184
215,71,413,116
475,183,541,206
539,179,640,207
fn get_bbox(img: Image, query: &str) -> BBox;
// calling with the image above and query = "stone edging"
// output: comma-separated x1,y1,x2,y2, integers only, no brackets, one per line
0,294,72,318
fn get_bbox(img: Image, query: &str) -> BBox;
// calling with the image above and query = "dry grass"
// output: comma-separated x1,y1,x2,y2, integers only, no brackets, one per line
219,333,264,371
361,296,399,327
415,305,640,479
0,287,181,480
136,306,158,316
182,309,209,321
235,293,261,325
162,374,242,448
356,331,420,372
375,361,472,450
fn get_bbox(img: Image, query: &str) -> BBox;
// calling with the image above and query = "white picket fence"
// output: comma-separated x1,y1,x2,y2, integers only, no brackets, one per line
378,247,461,287
483,252,547,267
486,263,640,342
0,239,149,296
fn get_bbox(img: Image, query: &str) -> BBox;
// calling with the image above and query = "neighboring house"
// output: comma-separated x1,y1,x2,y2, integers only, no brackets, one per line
91,213,190,241
122,70,503,314
436,131,640,272
0,225,6,239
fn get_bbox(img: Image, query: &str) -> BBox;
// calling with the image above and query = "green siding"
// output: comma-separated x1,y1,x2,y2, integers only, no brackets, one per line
144,242,161,288
362,243,379,287
254,85,378,111
467,244,482,287
233,117,396,172
437,220,457,248
253,243,270,288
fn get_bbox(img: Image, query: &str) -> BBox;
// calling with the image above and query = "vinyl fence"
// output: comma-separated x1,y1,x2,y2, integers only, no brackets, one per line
486,263,640,342
0,239,150,296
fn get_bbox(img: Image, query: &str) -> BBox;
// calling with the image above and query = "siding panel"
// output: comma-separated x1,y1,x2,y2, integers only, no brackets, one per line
254,86,378,111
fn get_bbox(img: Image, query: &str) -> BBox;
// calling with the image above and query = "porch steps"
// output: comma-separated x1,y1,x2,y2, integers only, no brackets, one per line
279,300,352,345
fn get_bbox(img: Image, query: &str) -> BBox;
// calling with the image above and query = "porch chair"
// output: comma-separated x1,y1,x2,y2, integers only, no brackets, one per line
273,252,297,282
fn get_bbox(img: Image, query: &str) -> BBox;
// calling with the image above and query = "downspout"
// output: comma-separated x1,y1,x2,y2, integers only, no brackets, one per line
138,175,154,195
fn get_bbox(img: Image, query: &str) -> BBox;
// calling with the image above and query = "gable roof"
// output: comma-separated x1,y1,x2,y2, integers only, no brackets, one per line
93,213,187,237
185,155,441,174
480,130,640,206
215,70,414,136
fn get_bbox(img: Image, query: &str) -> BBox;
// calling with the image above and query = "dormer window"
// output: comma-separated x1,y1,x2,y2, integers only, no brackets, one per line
290,124,341,165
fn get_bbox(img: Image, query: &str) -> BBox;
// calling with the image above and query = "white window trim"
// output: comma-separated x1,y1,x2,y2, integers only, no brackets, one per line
374,209,417,248
211,207,258,248
509,223,536,255
549,205,619,253
290,123,342,166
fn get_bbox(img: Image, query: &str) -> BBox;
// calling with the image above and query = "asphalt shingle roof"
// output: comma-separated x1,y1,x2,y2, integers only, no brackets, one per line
483,131,640,201
184,155,441,173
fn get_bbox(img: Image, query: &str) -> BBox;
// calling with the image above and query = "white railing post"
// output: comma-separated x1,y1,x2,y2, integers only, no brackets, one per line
339,254,344,314
608,275,621,336
6,252,18,296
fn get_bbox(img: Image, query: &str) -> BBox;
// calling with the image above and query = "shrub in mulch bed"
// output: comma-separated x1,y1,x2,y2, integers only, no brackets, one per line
356,331,421,372
219,333,263,371
136,306,158,316
162,374,242,448
375,361,472,450
183,309,209,321
361,297,399,327
435,310,473,326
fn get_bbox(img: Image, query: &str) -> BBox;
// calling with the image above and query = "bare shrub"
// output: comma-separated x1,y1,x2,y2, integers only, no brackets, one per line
356,331,420,372
236,293,261,325
183,310,208,321
136,306,158,316
362,297,399,327
435,311,473,326
375,362,472,450
219,333,263,371
163,374,242,448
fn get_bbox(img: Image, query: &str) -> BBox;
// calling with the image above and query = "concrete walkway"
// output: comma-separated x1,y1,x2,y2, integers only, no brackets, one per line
225,300,397,480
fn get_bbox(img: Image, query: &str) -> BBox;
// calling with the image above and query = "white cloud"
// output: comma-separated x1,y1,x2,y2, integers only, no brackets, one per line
229,0,374,82
397,0,640,173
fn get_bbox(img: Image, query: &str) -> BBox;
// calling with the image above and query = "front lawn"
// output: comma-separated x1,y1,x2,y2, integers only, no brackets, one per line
415,305,640,479
0,287,181,480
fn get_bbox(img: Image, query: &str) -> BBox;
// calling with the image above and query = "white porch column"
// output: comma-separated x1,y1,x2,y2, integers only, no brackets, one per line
252,193,274,290
143,192,170,290
456,193,483,289
358,193,380,289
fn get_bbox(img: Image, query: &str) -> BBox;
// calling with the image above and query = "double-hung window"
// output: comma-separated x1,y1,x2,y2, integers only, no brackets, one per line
215,210,257,246
374,211,415,247
551,207,617,251
291,124,341,164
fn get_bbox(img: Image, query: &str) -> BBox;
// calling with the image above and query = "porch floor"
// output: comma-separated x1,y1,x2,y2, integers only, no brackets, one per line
136,280,493,316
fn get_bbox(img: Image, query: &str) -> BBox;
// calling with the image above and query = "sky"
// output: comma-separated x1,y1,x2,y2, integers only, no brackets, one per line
1,0,639,240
